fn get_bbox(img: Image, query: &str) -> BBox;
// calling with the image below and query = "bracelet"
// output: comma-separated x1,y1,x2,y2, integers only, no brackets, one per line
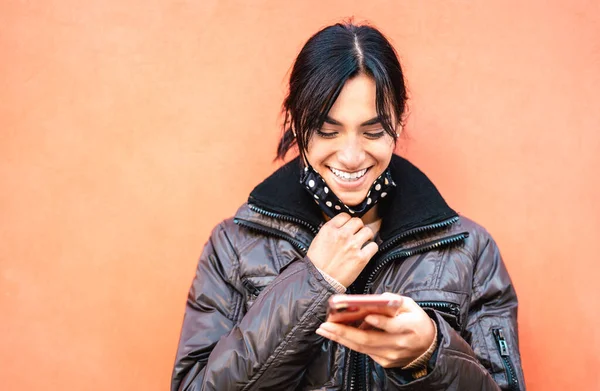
401,318,438,378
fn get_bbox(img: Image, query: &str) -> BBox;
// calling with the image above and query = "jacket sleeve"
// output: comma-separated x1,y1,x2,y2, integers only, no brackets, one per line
385,229,526,390
171,222,337,391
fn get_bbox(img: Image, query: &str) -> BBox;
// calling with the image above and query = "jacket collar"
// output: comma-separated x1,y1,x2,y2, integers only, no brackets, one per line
244,154,457,241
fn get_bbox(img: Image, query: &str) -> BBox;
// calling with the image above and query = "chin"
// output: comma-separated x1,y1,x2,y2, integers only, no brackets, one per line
338,192,368,207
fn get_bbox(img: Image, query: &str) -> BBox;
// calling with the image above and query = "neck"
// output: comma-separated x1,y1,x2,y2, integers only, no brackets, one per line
361,206,382,234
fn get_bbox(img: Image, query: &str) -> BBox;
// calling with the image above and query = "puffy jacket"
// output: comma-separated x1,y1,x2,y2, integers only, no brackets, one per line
171,155,526,391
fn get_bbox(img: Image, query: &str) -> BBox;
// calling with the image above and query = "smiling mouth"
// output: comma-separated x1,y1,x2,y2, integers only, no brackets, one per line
329,166,369,181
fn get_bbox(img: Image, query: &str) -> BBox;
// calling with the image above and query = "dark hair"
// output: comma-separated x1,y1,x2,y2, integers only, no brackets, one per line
276,22,408,160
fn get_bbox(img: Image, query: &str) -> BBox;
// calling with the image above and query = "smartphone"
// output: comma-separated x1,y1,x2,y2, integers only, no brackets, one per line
326,294,402,327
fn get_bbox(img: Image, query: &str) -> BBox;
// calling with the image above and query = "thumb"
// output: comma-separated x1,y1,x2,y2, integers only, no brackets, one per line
380,292,419,313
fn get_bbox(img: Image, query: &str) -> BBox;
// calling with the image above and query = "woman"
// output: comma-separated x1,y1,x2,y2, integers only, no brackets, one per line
171,22,525,391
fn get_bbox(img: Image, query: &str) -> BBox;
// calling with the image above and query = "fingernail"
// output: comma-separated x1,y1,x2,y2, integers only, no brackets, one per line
320,323,337,332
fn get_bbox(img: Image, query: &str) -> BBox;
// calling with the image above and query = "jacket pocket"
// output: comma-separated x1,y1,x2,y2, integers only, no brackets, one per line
417,300,462,331
241,276,276,309
492,328,521,391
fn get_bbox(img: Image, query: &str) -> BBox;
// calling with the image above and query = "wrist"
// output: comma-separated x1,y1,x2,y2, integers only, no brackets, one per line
315,266,347,293
401,318,438,378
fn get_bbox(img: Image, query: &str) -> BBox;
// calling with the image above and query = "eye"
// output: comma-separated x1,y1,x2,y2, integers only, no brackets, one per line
364,130,385,139
316,129,338,139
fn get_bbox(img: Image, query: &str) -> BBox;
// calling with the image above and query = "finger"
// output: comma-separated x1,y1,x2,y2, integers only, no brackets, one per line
317,322,388,349
318,321,414,369
318,324,409,366
364,314,404,333
354,226,375,245
340,217,364,234
360,241,379,259
380,293,420,313
327,212,352,228
316,325,370,354
317,324,395,358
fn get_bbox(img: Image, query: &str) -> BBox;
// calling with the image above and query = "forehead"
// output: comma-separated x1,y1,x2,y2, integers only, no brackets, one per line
327,74,377,124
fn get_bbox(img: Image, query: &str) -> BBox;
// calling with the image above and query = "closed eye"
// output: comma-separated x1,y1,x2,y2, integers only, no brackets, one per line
316,129,338,139
364,130,385,139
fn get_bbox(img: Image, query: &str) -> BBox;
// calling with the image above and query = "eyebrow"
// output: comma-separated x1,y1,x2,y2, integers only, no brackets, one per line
324,116,383,127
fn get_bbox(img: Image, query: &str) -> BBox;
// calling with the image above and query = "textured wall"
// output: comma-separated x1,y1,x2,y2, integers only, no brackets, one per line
1,1,599,390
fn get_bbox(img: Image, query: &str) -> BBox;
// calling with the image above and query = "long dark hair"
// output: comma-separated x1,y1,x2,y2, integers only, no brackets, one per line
276,22,408,160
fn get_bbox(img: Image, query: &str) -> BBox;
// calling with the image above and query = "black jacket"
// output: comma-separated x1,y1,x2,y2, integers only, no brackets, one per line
172,155,526,390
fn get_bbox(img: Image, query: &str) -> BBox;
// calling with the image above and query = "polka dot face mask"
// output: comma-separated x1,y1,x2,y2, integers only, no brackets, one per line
300,164,396,218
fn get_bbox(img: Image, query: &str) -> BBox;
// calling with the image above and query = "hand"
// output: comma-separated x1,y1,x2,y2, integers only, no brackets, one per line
315,293,436,369
307,213,378,288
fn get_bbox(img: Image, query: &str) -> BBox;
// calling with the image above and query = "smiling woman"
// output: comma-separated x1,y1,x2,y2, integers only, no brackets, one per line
171,22,526,391
303,75,396,222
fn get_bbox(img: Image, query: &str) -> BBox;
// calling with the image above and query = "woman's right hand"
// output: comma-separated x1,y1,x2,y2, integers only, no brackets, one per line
307,213,378,288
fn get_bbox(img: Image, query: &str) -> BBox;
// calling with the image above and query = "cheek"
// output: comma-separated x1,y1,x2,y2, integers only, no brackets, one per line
370,142,395,166
305,143,333,167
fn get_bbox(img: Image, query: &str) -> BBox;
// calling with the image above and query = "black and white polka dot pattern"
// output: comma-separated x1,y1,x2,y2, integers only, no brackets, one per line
300,165,396,218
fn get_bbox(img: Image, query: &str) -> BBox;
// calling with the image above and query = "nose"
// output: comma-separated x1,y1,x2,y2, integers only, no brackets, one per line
337,135,366,170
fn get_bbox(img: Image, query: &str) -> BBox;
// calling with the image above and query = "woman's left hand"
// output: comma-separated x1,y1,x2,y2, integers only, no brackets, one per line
316,293,436,369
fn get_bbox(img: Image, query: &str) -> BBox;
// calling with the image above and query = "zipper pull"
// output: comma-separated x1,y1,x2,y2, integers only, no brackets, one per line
448,303,461,317
494,329,509,356
242,279,261,296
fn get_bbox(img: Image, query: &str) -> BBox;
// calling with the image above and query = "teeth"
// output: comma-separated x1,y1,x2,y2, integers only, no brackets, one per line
330,167,368,181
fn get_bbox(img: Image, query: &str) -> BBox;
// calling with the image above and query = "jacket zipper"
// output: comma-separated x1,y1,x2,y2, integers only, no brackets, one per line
378,216,460,252
492,328,520,391
349,302,461,391
416,301,461,331
240,278,266,310
363,232,469,293
417,301,460,318
241,278,262,300
416,301,460,314
347,232,468,391
248,204,320,235
236,206,467,391
233,218,310,254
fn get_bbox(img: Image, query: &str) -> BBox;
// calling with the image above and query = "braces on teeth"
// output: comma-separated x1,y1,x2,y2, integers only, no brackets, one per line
330,167,367,180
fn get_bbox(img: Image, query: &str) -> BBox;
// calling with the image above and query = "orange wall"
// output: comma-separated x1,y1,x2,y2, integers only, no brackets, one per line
1,1,599,390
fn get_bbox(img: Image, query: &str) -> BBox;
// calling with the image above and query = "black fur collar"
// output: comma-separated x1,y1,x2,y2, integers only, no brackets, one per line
248,155,457,241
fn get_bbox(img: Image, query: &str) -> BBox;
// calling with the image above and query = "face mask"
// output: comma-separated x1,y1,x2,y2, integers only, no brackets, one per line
300,164,396,218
